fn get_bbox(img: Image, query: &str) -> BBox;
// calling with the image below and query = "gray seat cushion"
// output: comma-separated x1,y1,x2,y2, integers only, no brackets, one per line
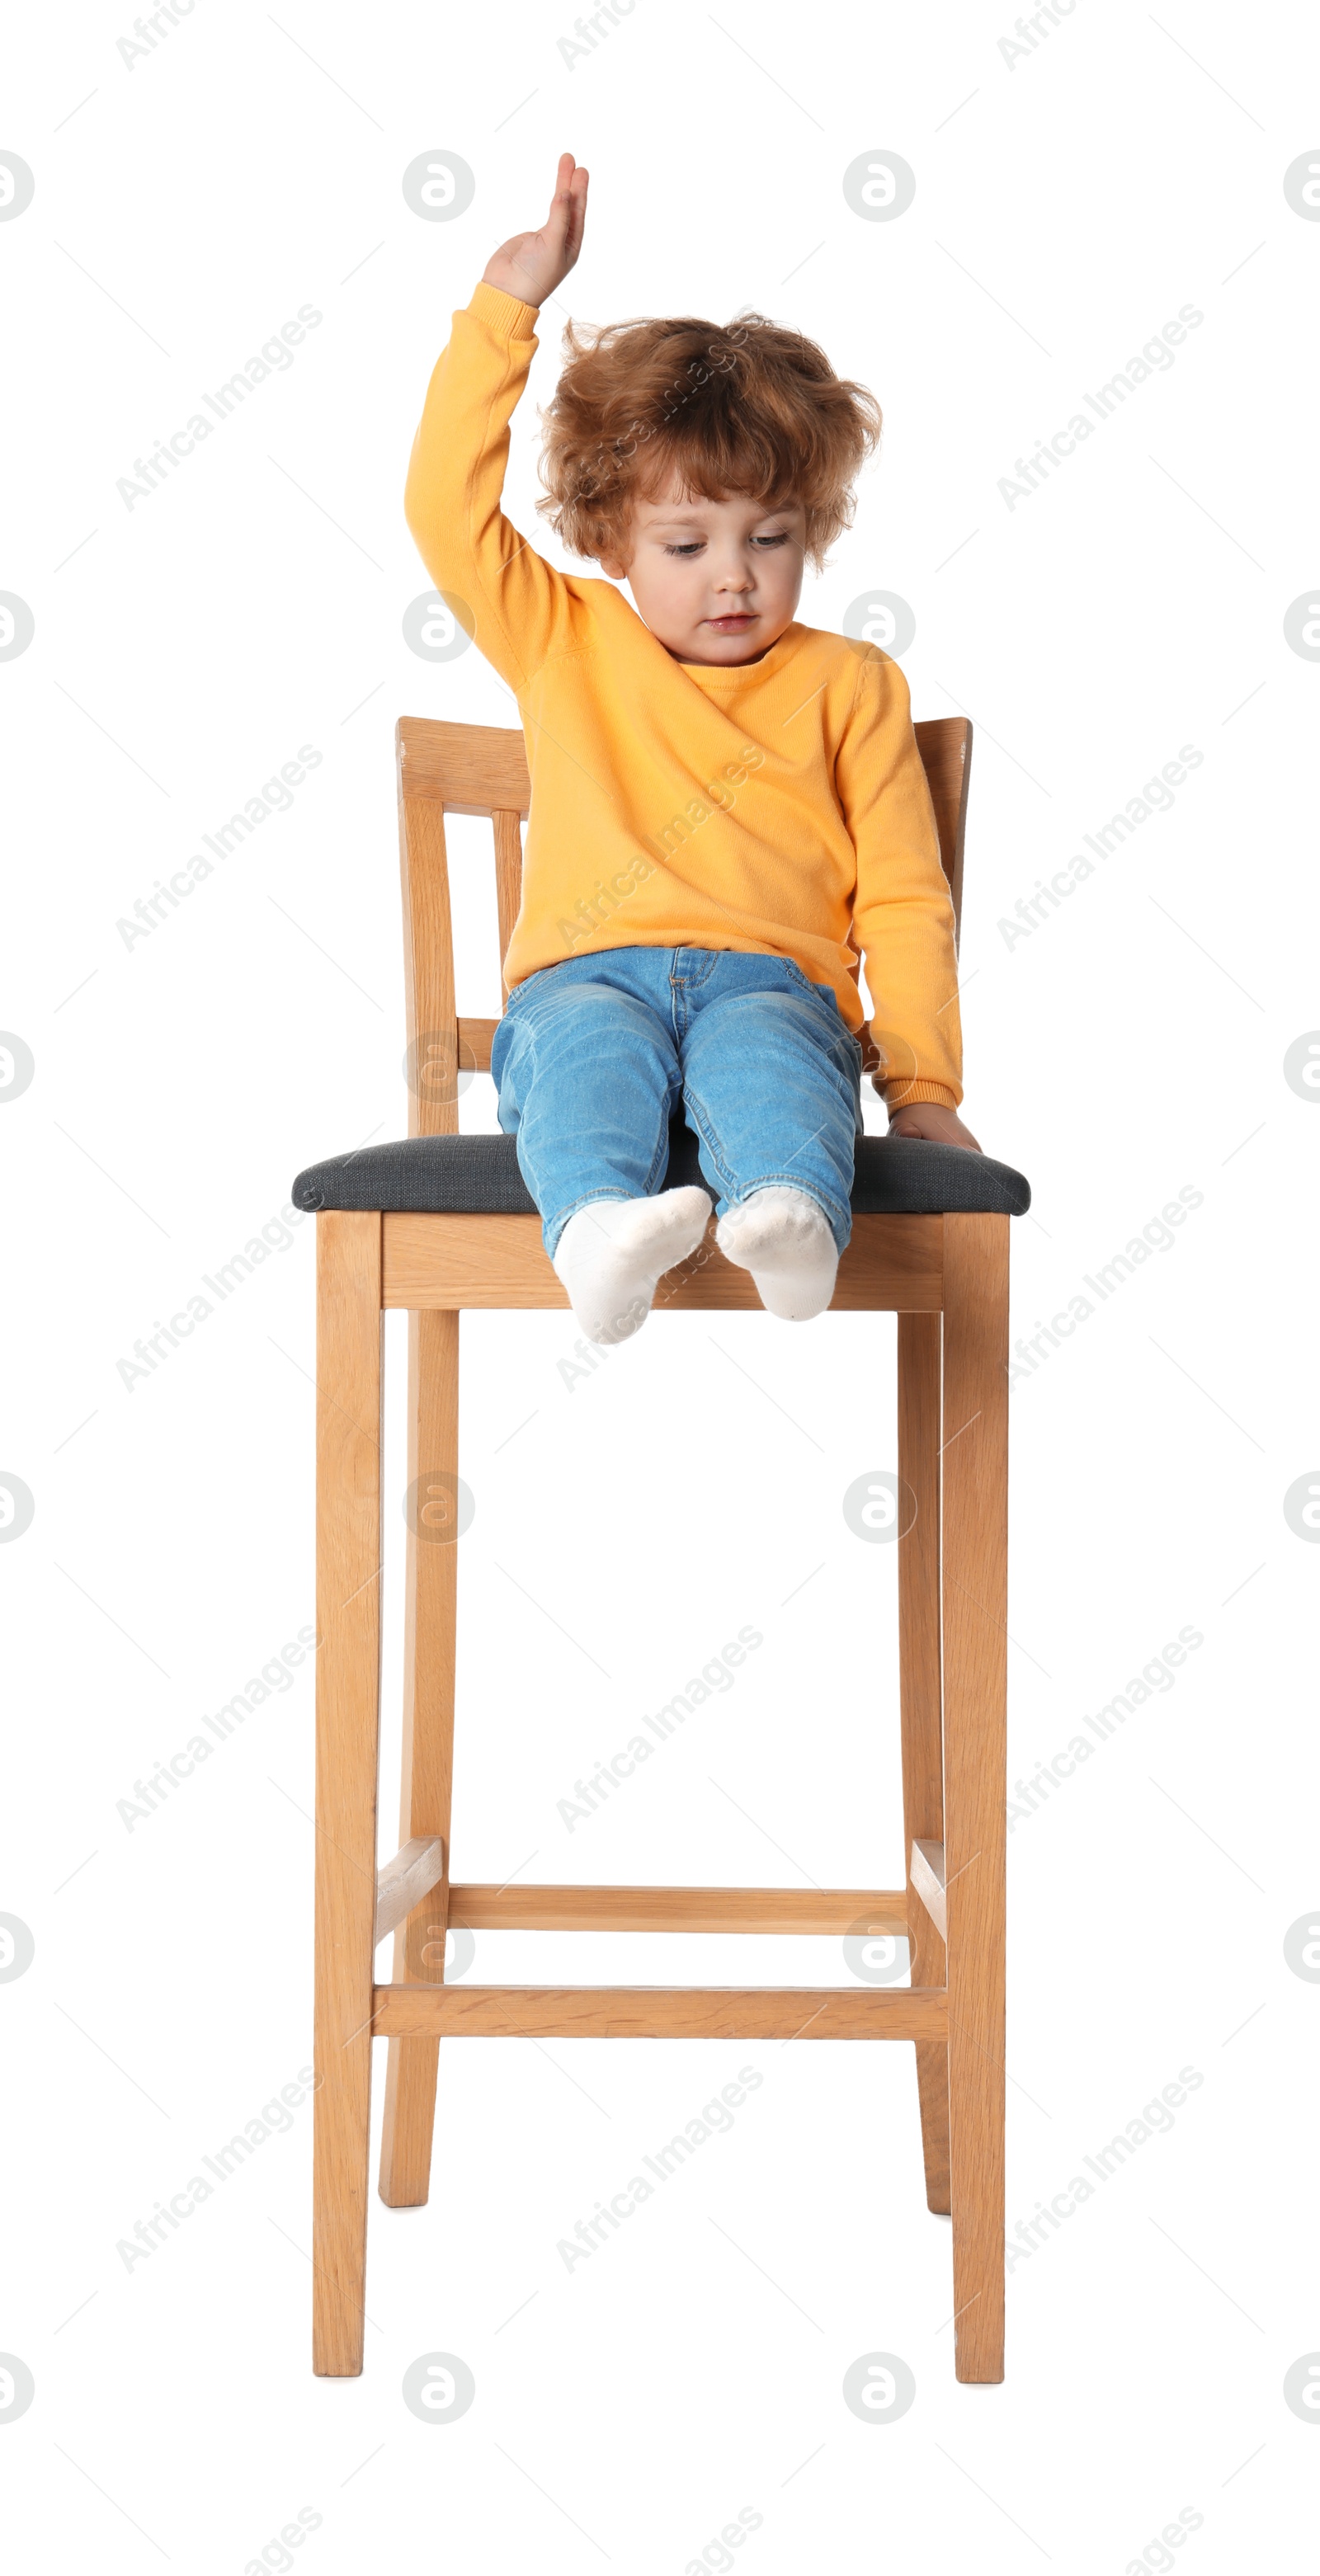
292,1120,1030,1217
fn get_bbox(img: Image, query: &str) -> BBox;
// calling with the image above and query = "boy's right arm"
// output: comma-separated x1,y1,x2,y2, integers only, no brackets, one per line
403,155,590,697
403,291,565,693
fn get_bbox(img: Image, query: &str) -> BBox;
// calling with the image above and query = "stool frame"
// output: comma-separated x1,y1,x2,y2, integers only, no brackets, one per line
311,716,1008,2384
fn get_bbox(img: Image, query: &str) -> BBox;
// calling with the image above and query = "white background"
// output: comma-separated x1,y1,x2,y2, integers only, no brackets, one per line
2,0,1318,2567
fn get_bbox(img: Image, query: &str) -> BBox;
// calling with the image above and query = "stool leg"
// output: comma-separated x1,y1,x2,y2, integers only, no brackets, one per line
897,1312,950,2213
379,1307,459,2207
940,1214,1008,2385
313,1213,384,2376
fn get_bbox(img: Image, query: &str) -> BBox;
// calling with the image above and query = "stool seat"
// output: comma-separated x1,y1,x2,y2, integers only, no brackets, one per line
293,1123,1031,1219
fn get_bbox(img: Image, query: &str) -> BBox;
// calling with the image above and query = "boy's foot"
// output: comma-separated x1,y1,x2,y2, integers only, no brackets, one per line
716,1186,839,1321
552,1188,712,1345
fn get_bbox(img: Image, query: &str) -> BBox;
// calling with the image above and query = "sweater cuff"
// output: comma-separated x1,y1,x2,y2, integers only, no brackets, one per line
881,1079,960,1112
470,280,540,341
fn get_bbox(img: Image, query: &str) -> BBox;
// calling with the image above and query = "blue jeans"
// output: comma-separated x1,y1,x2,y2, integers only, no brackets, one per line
491,946,865,1260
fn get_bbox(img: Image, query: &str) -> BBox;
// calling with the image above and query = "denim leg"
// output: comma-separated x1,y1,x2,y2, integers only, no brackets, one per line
492,969,682,1257
679,968,863,1253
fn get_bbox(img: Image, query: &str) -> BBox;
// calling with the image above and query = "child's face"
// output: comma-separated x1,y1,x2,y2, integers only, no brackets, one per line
601,475,807,666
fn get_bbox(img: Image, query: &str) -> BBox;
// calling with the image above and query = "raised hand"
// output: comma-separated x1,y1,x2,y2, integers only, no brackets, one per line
482,153,589,309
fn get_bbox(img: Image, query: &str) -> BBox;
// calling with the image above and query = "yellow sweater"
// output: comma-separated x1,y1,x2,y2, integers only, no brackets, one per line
403,282,962,1109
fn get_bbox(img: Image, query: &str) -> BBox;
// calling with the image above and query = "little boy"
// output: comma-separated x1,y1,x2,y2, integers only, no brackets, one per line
403,155,979,1344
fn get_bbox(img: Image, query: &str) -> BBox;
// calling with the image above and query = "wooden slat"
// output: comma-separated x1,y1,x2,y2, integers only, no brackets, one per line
448,1883,908,1935
941,1213,1009,2384
378,1306,460,2208
375,1837,446,1948
456,1014,497,1072
398,714,530,817
312,1212,384,2377
897,1310,950,2211
383,1212,943,1313
398,760,458,1141
913,716,972,943
909,1839,947,1943
371,1984,949,2041
493,810,523,987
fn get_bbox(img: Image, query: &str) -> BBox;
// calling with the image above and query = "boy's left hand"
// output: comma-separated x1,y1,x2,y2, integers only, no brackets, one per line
888,1101,982,1152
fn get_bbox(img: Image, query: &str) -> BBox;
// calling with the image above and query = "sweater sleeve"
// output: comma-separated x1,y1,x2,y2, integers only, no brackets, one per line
403,282,579,694
835,650,964,1110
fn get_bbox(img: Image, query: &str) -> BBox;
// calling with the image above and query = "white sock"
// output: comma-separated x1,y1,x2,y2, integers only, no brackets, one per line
716,1185,839,1321
552,1187,712,1345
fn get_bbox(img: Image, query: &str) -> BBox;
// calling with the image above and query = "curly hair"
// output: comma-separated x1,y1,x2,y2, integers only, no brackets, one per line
535,308,883,572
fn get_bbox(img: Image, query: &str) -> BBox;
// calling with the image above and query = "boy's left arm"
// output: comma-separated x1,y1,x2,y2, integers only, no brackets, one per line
836,650,981,1152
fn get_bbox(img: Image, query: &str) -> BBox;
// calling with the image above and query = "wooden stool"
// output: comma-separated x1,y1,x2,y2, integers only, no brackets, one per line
295,714,1027,2385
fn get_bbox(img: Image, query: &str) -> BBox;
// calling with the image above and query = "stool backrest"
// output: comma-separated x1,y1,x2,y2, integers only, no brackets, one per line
395,712,972,1137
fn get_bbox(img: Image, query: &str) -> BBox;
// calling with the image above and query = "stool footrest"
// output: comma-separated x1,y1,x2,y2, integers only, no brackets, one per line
909,1840,947,1942
446,1883,908,1936
375,1837,446,1947
371,1983,947,2041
